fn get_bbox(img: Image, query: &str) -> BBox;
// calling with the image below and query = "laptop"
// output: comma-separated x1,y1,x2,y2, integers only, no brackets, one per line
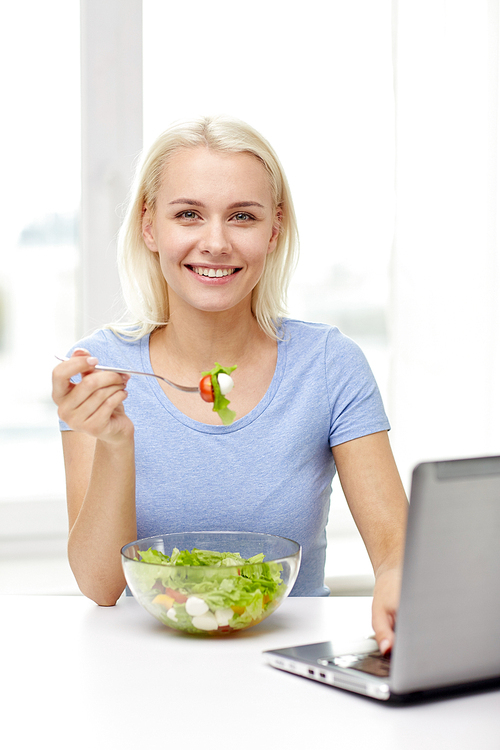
263,455,500,702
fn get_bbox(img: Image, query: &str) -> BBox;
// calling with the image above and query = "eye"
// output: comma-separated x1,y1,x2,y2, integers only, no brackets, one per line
232,212,253,222
177,210,199,220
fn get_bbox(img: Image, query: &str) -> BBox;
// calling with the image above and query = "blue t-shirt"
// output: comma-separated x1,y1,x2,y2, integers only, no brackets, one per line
60,319,390,596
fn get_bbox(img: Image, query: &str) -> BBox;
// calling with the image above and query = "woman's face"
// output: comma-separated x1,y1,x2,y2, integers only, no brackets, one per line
142,146,280,317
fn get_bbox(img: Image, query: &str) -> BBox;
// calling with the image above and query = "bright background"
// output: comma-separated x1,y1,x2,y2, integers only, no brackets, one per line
1,0,499,595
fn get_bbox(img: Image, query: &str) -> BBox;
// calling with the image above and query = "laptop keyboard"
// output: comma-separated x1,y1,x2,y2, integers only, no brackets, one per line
322,650,392,678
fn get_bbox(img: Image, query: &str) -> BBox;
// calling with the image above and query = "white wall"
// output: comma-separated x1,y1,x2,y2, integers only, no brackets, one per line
390,1,500,489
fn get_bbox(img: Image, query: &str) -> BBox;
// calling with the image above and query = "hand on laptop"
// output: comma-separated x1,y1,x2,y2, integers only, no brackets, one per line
372,566,402,655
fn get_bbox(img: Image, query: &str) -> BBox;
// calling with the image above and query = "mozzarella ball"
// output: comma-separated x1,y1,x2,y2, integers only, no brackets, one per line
217,373,234,395
192,612,218,631
215,608,235,627
185,596,209,616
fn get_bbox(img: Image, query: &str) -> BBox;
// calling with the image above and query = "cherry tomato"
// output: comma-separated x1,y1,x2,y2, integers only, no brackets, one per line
199,374,215,402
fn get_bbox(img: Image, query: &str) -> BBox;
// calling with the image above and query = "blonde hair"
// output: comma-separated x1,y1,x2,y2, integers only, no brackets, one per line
111,115,299,340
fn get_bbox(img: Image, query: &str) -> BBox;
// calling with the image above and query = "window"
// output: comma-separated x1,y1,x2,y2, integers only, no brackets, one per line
0,1,80,529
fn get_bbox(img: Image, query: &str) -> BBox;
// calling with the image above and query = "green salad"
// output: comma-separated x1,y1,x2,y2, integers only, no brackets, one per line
130,547,284,633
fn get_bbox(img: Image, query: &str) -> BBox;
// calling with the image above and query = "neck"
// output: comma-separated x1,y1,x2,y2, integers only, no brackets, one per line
151,299,271,376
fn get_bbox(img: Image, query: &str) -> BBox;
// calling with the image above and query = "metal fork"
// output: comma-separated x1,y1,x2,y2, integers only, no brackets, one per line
55,356,199,393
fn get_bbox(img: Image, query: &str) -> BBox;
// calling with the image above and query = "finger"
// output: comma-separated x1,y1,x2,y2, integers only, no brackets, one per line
58,384,128,434
77,387,130,436
70,348,100,369
77,378,128,419
52,354,99,401
57,374,128,425
372,605,396,655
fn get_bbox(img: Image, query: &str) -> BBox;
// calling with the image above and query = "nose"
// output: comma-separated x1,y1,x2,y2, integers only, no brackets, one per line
199,219,231,256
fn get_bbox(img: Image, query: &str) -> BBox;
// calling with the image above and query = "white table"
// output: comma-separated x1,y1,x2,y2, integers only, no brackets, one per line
2,595,499,750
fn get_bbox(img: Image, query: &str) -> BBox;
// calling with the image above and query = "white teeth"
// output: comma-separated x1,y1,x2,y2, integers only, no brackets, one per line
191,266,235,277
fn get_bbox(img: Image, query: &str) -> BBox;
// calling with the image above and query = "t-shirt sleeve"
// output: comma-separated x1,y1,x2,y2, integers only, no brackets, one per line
325,329,390,447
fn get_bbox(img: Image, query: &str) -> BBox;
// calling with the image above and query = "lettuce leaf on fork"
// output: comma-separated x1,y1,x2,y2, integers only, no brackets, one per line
201,362,237,425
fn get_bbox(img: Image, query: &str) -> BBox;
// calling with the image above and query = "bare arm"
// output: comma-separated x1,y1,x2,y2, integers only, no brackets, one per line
332,430,408,653
53,351,137,606
63,432,136,605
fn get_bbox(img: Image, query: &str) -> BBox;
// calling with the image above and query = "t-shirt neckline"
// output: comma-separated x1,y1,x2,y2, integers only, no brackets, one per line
138,330,287,433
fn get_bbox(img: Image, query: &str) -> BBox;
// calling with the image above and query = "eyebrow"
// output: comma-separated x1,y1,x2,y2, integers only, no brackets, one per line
168,198,265,209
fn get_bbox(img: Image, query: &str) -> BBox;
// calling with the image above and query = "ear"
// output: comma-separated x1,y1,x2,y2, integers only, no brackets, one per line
142,205,158,253
267,206,283,254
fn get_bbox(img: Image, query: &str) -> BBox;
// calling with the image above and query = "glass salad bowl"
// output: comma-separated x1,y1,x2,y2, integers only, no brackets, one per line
121,531,302,635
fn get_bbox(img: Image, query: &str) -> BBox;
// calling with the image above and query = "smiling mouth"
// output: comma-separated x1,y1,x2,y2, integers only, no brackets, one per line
188,266,240,278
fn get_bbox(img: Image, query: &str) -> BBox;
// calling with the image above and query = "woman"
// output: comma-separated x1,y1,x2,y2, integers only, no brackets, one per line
52,115,408,655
